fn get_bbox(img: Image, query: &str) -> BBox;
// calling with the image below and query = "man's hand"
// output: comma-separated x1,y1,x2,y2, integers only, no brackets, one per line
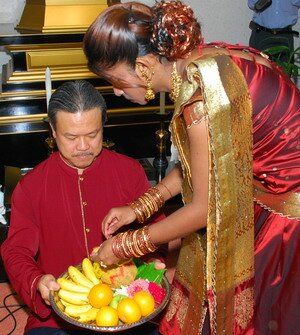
37,274,60,305
148,258,166,270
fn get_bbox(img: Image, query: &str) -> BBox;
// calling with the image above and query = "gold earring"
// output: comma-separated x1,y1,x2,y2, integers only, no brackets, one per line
169,62,182,102
137,64,155,101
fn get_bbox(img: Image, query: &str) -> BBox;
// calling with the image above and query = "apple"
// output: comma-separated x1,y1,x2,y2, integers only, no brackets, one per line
109,294,127,309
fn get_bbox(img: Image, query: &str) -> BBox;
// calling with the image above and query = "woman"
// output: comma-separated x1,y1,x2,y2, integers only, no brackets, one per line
83,1,300,334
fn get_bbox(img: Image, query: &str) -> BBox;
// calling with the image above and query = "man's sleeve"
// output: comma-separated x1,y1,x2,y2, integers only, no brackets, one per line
0,183,51,318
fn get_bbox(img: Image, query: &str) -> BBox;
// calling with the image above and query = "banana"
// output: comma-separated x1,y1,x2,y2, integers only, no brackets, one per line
64,304,92,317
93,262,107,280
60,298,73,307
78,307,100,323
57,277,90,293
82,258,100,285
58,289,89,305
56,299,65,312
67,266,94,288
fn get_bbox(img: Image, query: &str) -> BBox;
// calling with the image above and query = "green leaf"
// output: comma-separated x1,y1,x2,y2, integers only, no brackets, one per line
133,259,166,284
262,45,300,77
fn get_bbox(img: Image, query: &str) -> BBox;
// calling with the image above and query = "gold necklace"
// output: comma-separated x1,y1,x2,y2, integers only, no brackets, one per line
169,62,183,102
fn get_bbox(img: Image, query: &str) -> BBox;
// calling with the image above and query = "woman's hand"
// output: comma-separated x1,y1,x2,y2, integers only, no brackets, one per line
90,238,120,266
102,206,136,238
90,239,166,270
37,274,60,305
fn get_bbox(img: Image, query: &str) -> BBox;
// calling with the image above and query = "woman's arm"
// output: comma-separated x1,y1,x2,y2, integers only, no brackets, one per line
155,162,183,200
149,119,209,244
92,118,209,266
102,163,183,238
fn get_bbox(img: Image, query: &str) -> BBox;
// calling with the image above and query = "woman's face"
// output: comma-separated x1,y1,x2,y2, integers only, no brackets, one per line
102,63,150,105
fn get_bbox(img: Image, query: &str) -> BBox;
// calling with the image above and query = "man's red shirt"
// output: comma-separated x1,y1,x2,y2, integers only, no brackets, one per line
1,149,164,331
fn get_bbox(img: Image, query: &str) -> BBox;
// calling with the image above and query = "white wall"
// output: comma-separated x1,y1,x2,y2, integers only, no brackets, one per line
0,0,300,75
0,0,24,24
123,0,300,46
122,0,254,44
0,0,25,79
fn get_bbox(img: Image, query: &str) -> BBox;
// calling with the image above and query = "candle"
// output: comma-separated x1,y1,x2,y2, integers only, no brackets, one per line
159,92,166,114
45,67,52,109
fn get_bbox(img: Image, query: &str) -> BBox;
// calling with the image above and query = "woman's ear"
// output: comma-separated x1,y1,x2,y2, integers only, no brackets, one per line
136,59,151,77
136,54,158,72
136,56,156,101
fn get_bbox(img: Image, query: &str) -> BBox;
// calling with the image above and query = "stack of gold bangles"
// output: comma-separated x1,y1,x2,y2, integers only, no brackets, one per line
111,226,157,259
129,187,164,224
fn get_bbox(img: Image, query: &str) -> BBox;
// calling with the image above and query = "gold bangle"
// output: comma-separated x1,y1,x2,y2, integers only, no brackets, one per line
112,226,158,260
159,182,173,198
141,226,157,253
129,187,165,225
130,201,145,223
112,234,126,259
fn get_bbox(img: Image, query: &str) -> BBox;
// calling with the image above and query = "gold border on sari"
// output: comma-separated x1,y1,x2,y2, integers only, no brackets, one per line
254,180,300,219
165,54,254,335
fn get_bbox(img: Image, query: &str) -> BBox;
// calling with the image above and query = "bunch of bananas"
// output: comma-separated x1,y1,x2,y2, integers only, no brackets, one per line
54,258,103,323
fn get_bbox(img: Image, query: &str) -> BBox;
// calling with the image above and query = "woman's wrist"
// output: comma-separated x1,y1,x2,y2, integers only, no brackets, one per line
129,187,165,224
111,226,158,260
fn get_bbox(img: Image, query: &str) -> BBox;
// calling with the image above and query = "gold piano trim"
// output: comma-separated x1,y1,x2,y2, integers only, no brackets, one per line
0,106,174,125
16,0,117,33
3,67,98,84
26,49,87,70
0,86,113,101
3,42,96,83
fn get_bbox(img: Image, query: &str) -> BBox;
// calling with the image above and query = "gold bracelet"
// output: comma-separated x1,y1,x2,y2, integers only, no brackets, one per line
130,201,145,223
111,226,158,260
159,182,173,198
129,187,165,224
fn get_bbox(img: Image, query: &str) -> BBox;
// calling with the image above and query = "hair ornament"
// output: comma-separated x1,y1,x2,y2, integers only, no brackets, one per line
150,0,202,60
128,4,153,26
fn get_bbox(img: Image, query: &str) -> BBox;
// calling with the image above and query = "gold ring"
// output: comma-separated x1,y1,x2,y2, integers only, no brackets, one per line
100,261,107,268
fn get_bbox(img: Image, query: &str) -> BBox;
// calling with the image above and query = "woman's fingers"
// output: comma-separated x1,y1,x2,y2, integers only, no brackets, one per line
103,217,119,238
90,240,120,266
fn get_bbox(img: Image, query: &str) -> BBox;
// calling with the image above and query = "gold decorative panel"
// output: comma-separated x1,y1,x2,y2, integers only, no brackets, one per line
17,0,117,33
26,48,87,70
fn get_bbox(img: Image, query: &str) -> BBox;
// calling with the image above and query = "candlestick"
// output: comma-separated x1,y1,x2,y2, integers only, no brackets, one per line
45,67,52,109
159,92,166,114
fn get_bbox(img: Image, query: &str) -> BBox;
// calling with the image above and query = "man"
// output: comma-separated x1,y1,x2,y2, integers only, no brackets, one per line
1,80,165,335
248,0,300,62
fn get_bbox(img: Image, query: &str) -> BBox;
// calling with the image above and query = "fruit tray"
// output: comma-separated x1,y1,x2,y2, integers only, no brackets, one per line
50,261,171,333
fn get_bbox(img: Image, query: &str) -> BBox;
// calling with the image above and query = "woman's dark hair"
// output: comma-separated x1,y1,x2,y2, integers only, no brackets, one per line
83,1,202,75
48,80,107,129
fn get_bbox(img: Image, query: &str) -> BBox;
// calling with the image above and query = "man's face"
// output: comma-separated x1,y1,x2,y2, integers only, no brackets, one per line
52,107,103,170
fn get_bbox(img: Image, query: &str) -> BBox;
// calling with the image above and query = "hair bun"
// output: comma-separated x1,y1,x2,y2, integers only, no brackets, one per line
151,0,203,60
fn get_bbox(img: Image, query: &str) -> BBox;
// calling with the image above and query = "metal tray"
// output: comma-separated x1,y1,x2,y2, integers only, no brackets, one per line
50,270,170,333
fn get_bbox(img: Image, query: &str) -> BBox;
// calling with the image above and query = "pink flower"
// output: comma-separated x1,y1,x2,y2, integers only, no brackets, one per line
148,282,166,305
127,279,150,297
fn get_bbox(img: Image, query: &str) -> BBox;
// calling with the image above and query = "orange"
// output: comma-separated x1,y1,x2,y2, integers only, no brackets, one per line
133,290,155,316
117,297,142,324
88,283,113,308
96,306,119,327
